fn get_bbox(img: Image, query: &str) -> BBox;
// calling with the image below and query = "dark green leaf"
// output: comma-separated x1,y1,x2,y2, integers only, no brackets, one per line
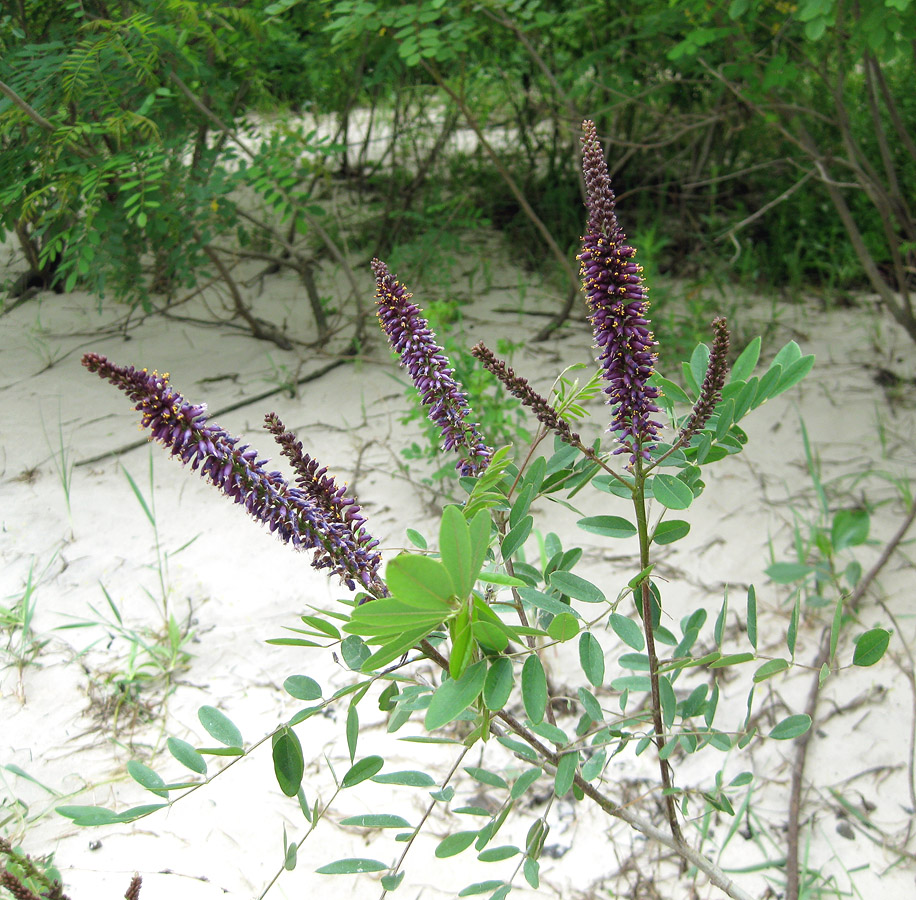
853,629,891,667
769,714,812,741
483,657,514,711
435,831,478,858
501,515,533,559
576,516,637,539
477,846,519,862
578,631,605,687
440,504,475,598
651,474,694,510
340,814,411,828
406,528,427,549
521,655,548,724
766,562,814,584
341,756,384,788
371,770,436,787
464,767,508,790
126,761,167,798
547,612,580,642
548,571,605,604
652,520,690,545
346,704,359,764
554,750,578,797
510,767,542,800
284,675,322,701
730,337,761,383
167,738,206,775
425,661,487,730
458,881,506,895
340,635,371,670
517,587,581,619
385,554,456,607
272,728,304,797
831,509,870,551
381,873,405,891
198,706,243,748
315,858,387,874
753,658,789,682
747,584,757,651
609,613,644,651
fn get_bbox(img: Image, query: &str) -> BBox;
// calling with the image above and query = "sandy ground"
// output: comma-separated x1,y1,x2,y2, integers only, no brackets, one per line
2,242,915,900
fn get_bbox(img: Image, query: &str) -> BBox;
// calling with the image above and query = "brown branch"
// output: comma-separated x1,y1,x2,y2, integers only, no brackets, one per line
785,501,916,900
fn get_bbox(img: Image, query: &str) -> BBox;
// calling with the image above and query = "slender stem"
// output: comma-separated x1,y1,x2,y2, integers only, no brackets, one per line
633,458,683,845
378,746,470,899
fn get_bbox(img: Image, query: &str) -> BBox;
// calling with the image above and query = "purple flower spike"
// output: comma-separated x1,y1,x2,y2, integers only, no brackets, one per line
265,413,386,596
371,258,492,476
82,353,382,592
577,120,663,464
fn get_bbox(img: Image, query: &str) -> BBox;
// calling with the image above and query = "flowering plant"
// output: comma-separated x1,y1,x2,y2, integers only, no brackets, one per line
45,121,890,900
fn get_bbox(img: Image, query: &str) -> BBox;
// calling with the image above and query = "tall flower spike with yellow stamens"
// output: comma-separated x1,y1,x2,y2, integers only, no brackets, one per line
577,120,664,464
372,258,492,476
82,353,382,592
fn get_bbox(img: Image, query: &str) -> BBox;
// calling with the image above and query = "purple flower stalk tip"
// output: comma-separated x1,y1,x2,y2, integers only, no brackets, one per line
578,120,663,464
81,353,382,592
371,258,492,476
677,316,730,446
471,342,584,450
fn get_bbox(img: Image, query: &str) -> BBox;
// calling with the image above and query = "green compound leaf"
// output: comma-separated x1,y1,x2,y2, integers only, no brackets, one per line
853,628,891,667
440,504,475,598
198,706,243,748
578,631,605,687
554,750,579,797
340,814,412,828
548,571,605,603
753,658,790,682
385,554,456,608
381,873,406,891
56,805,124,826
547,612,580,642
651,474,694,510
435,830,479,858
477,846,519,862
730,336,761,383
609,613,645,651
425,660,487,731
483,657,514,711
575,515,637,539
769,714,812,741
272,727,304,797
167,737,207,775
126,761,167,799
521,655,548,724
501,514,533,560
283,675,322,701
341,755,384,788
459,880,507,895
652,520,690,545
831,508,870,552
371,770,436,787
315,858,388,874
510,767,543,800
465,767,508,790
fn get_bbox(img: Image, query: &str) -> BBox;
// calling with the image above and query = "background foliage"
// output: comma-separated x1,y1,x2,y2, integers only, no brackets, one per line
2,0,914,342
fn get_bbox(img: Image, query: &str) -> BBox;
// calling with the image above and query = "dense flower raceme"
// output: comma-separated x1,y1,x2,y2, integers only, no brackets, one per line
371,258,492,476
82,353,382,592
677,316,731,446
578,119,663,463
471,342,587,451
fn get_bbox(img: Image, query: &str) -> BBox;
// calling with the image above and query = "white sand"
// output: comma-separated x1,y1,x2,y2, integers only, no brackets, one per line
2,244,915,900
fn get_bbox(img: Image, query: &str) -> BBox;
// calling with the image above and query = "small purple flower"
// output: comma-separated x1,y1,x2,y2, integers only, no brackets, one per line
577,120,663,463
371,259,492,476
82,353,382,592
